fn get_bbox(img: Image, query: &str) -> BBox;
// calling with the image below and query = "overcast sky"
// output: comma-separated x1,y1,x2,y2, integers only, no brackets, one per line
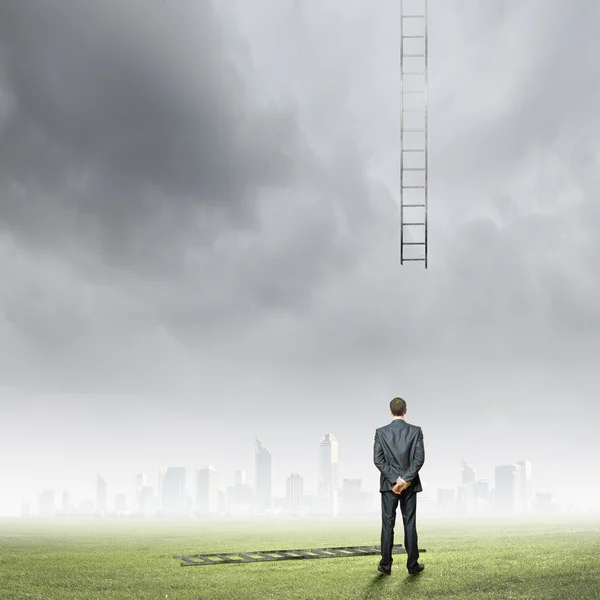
1,0,599,515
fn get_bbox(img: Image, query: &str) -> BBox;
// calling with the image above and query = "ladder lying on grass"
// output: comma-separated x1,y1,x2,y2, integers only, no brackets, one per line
174,544,426,566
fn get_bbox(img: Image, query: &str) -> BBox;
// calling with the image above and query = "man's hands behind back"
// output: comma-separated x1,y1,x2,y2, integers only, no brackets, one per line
392,480,411,494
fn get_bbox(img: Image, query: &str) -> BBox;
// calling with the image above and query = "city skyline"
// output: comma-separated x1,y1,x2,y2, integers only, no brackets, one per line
6,427,592,517
22,455,572,519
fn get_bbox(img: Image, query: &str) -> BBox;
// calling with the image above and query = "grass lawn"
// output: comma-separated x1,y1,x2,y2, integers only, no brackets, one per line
1,513,599,599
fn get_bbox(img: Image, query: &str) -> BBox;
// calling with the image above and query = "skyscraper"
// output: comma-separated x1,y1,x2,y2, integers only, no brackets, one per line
318,433,339,497
461,457,475,485
160,467,187,514
158,467,167,502
134,473,147,510
473,479,491,513
138,486,155,515
494,464,519,513
227,469,254,516
455,485,474,514
286,474,303,515
515,460,533,513
96,474,107,512
196,467,219,516
254,437,272,513
235,470,246,487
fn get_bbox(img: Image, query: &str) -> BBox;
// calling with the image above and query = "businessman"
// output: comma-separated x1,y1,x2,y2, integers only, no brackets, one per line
373,397,425,576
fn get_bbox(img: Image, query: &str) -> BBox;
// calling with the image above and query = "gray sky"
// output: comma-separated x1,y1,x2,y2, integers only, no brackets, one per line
1,0,599,515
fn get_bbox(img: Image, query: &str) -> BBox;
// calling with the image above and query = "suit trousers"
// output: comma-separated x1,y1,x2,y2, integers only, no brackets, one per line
379,488,419,572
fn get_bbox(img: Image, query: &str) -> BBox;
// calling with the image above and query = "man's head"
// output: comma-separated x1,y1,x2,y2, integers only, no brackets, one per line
390,397,407,417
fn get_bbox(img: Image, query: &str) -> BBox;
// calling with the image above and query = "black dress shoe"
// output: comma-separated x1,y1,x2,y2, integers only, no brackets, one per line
378,564,392,576
408,563,425,574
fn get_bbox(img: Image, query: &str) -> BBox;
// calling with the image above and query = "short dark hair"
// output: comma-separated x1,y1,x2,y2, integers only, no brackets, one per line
390,397,407,416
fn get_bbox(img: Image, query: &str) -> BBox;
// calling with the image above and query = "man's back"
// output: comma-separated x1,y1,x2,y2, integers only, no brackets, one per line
375,398,425,576
374,419,424,493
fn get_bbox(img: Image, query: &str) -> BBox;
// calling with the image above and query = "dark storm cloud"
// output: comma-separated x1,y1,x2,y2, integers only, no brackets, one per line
0,0,392,388
0,0,297,266
2,0,600,396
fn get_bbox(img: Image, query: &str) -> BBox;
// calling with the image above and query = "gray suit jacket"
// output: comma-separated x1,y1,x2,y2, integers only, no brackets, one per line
374,419,425,493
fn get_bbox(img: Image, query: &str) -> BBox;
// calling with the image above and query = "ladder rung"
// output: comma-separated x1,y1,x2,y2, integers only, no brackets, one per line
402,258,426,261
403,54,426,57
403,168,425,171
403,35,425,39
403,149,425,152
403,242,426,245
403,222,426,226
402,15,425,19
402,108,426,113
402,90,425,94
403,185,425,188
402,71,425,75
402,128,425,132
402,204,426,207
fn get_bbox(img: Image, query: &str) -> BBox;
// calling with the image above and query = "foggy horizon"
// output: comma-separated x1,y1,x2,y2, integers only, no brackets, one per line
3,422,597,516
2,0,600,520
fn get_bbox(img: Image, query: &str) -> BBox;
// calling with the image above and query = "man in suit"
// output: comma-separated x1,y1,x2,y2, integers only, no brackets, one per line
373,397,425,576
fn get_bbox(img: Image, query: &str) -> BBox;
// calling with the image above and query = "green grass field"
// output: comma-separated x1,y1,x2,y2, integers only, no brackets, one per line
1,513,599,599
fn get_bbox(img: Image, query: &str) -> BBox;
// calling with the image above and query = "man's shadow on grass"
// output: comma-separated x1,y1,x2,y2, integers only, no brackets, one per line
362,569,423,599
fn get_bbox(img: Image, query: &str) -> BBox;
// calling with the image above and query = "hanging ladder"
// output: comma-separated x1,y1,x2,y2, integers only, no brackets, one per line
400,0,428,268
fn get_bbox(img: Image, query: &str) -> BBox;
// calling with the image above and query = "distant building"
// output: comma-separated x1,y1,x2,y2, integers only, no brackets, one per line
338,479,374,516
78,500,95,516
96,474,107,513
196,467,219,516
273,496,289,512
160,467,187,514
455,485,474,514
138,486,155,514
416,485,436,514
62,490,76,513
303,492,338,517
134,473,148,510
473,480,492,513
158,468,167,502
231,471,253,502
461,457,475,485
532,493,558,514
515,461,533,513
235,470,246,486
39,490,56,517
494,464,519,513
473,480,490,501
115,494,127,511
286,474,304,515
318,433,340,498
226,470,254,516
255,438,272,513
437,488,455,513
